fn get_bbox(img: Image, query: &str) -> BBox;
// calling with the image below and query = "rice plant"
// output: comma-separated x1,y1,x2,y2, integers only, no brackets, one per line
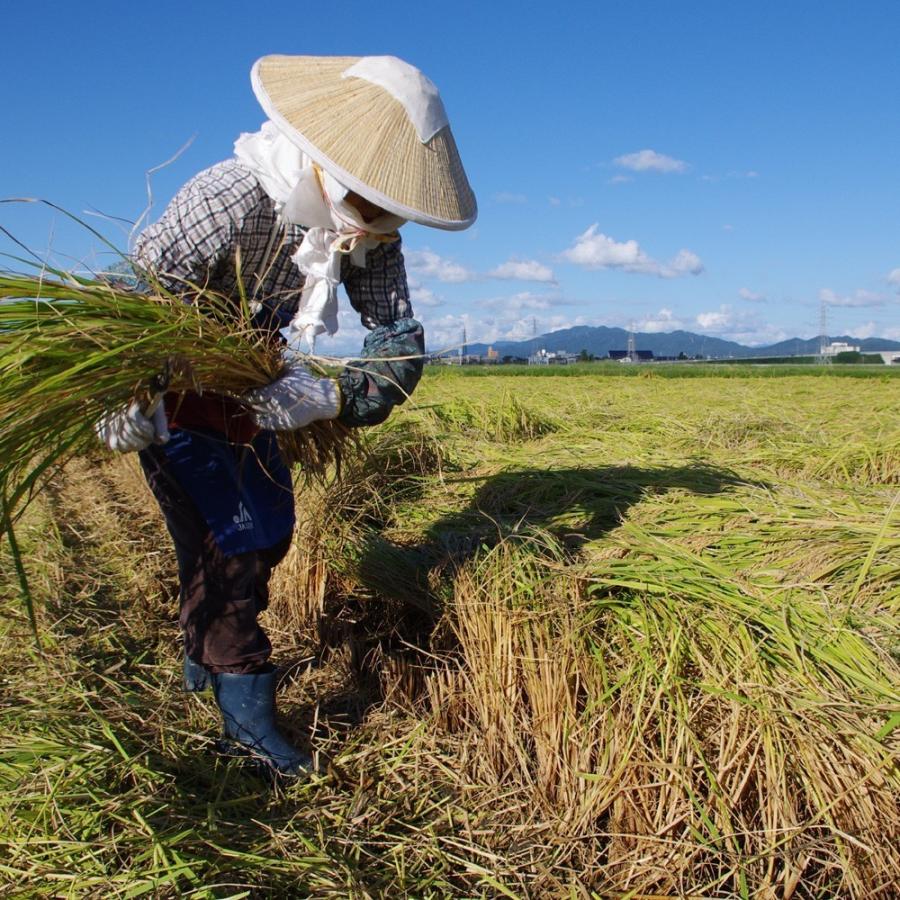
2,356,898,896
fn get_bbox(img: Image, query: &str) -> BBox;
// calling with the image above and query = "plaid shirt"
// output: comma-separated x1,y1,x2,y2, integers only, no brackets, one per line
133,159,413,332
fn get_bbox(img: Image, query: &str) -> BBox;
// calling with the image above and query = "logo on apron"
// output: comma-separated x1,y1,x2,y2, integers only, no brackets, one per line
233,502,255,531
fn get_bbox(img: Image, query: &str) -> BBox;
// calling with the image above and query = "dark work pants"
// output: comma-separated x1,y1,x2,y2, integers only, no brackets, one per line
139,444,291,674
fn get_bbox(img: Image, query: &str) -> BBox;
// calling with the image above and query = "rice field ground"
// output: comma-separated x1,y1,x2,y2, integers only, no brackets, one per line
1,368,898,898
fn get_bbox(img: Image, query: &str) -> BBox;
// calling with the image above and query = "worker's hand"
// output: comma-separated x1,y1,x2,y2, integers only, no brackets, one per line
96,401,170,452
243,362,341,432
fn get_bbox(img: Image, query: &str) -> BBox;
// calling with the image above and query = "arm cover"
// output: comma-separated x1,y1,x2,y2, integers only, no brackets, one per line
337,318,425,427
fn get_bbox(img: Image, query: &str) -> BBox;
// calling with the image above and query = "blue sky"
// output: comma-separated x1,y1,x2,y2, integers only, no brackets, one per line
3,0,899,353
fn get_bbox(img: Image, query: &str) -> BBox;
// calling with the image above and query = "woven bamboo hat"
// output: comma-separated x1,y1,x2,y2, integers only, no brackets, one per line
250,54,477,230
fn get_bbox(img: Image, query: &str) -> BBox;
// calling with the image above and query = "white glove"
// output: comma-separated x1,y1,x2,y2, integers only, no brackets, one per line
243,362,341,432
96,401,170,452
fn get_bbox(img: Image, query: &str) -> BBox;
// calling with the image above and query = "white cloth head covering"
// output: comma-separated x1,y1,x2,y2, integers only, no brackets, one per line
234,121,405,351
341,56,448,143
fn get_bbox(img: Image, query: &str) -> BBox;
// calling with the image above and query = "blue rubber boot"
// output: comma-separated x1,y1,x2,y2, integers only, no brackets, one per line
183,652,211,692
211,668,312,777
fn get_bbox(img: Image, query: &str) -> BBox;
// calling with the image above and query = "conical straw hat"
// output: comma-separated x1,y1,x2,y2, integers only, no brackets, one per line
251,55,477,230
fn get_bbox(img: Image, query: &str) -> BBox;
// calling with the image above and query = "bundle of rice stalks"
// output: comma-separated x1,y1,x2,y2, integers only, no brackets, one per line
0,268,354,618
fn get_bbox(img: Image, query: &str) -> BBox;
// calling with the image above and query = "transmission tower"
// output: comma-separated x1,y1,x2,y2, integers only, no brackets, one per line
460,323,467,363
818,296,831,364
627,328,637,362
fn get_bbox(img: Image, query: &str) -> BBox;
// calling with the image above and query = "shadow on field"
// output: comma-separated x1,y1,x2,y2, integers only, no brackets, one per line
337,463,759,685
422,463,758,557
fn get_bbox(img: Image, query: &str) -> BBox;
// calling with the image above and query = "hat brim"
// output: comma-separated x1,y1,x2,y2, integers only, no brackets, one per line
251,55,477,230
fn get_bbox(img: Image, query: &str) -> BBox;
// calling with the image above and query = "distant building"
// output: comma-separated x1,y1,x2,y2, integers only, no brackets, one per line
528,348,578,366
823,341,860,356
486,346,499,360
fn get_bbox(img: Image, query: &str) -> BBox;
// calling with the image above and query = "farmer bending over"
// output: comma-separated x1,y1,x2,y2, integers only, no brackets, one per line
97,55,476,776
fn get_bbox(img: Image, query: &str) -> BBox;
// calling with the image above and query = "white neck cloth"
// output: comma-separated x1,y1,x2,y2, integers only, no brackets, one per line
234,121,405,351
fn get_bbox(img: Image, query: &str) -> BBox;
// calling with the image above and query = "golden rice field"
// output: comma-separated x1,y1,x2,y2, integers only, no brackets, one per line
1,368,898,898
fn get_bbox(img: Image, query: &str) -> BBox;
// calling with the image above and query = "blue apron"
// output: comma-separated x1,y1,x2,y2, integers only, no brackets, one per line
161,428,295,556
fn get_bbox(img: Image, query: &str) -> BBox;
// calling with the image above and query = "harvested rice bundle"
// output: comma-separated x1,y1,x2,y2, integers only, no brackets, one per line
0,268,354,517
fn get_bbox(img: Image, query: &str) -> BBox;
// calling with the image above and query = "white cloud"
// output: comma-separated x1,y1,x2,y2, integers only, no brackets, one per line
407,276,443,307
846,322,900,341
634,307,687,333
419,297,582,350
560,224,704,278
608,174,633,185
614,149,688,173
312,309,369,357
730,325,790,347
593,306,787,347
409,285,442,308
669,249,705,276
819,288,887,308
739,288,766,303
696,307,733,331
423,313,470,354
846,322,878,340
480,291,567,314
548,196,561,207
722,224,734,232
561,228,647,270
489,259,556,283
887,268,900,289
405,249,476,283
406,251,556,287
692,305,788,346
493,191,527,205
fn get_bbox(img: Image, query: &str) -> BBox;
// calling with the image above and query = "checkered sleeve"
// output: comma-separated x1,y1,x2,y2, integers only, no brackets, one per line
132,162,259,294
341,238,413,329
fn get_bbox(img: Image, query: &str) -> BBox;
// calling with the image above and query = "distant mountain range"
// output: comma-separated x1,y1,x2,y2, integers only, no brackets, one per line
452,325,900,360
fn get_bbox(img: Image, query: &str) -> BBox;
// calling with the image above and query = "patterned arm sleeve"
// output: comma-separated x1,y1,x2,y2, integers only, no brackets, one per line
341,238,413,328
132,165,241,296
337,240,427,427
